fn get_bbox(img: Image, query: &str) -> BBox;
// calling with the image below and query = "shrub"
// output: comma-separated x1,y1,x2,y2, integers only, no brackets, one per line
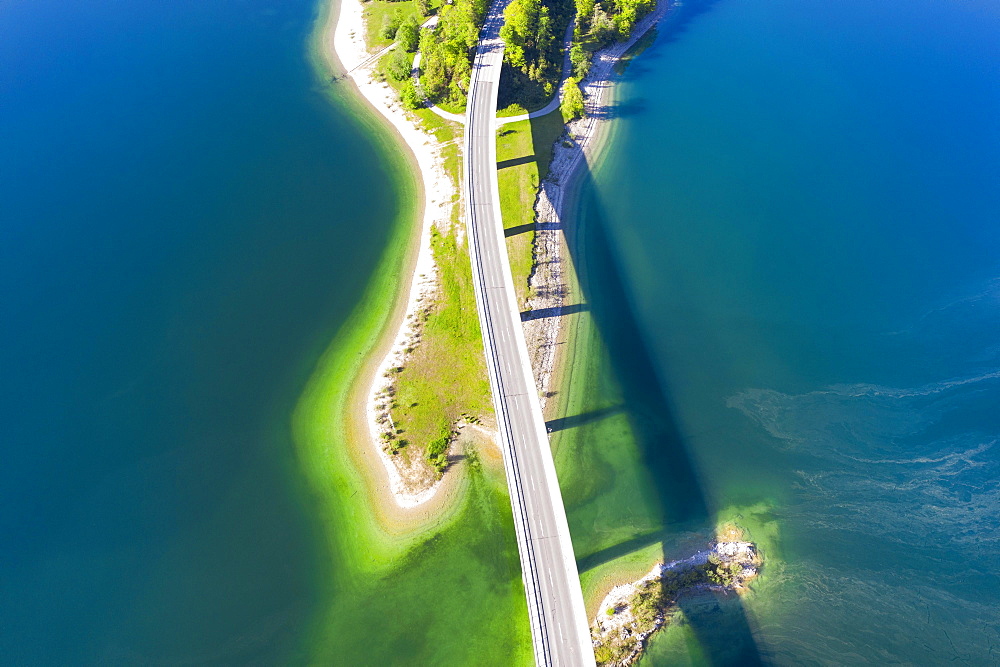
426,435,451,471
380,12,401,40
560,77,585,121
401,80,421,110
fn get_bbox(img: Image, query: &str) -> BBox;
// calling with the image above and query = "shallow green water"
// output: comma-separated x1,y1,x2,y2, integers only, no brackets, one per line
557,0,1000,662
2,0,530,661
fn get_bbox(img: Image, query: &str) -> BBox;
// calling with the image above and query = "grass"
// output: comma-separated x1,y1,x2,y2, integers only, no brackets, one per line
495,111,566,307
389,224,493,466
365,54,487,469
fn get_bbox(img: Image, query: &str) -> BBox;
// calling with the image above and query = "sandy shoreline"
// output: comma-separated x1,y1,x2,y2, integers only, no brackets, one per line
317,0,465,512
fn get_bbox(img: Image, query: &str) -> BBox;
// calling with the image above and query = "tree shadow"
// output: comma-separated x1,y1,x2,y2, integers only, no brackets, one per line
585,0,726,120
657,0,725,47
587,97,649,121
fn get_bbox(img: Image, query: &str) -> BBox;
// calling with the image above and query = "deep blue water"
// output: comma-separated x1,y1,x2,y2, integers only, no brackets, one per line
581,0,1000,662
1,0,403,661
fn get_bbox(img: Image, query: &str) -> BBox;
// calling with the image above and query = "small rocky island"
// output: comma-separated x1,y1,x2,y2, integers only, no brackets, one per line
591,527,761,666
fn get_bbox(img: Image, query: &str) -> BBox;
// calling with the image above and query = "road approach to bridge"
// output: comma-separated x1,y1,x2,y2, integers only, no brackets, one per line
462,2,597,665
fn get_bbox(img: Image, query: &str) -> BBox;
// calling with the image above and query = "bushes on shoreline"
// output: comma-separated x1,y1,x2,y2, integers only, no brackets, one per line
560,76,585,120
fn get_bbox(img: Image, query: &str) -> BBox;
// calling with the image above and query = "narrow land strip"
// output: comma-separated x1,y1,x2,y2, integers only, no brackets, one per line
329,0,489,513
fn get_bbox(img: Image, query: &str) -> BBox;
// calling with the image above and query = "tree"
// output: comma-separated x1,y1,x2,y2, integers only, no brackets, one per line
575,0,595,34
385,45,413,81
427,435,451,471
560,77,585,121
416,0,485,106
401,80,421,110
500,0,541,70
570,43,591,79
396,16,420,52
590,4,617,46
416,0,429,17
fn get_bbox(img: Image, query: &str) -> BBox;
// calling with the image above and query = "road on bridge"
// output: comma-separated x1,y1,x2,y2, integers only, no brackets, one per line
462,3,596,665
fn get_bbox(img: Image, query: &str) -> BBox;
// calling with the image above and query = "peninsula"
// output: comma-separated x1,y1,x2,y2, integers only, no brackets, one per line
314,0,709,662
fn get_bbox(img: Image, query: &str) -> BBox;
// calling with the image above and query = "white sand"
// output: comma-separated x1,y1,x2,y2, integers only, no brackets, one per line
326,0,460,508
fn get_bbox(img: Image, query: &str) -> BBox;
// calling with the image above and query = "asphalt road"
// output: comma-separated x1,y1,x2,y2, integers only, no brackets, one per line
462,4,596,666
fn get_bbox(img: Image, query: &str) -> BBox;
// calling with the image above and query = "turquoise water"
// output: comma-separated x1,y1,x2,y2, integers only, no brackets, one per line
1,0,409,661
576,0,1000,662
7,0,999,661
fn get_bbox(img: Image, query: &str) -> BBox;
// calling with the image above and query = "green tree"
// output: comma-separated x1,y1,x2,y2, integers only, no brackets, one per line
420,30,448,98
570,43,592,79
416,0,486,106
379,11,401,40
575,0,595,34
590,4,617,45
397,16,420,51
560,77,585,121
500,0,541,70
401,79,421,110
385,45,413,81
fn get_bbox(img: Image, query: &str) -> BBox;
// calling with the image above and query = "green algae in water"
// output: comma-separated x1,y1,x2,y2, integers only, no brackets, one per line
289,168,533,661
292,9,532,658
291,247,532,661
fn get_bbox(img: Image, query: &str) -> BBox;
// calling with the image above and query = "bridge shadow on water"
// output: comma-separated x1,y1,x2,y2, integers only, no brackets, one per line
563,165,763,667
545,404,624,433
521,302,589,322
535,2,761,660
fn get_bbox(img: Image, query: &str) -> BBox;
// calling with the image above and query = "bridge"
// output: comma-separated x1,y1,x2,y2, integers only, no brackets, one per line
461,3,596,665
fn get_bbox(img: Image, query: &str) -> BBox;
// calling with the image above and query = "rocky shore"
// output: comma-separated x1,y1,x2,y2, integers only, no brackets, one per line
591,533,761,666
523,0,672,402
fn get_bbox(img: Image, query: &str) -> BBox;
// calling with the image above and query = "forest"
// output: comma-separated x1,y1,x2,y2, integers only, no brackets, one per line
410,0,656,111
